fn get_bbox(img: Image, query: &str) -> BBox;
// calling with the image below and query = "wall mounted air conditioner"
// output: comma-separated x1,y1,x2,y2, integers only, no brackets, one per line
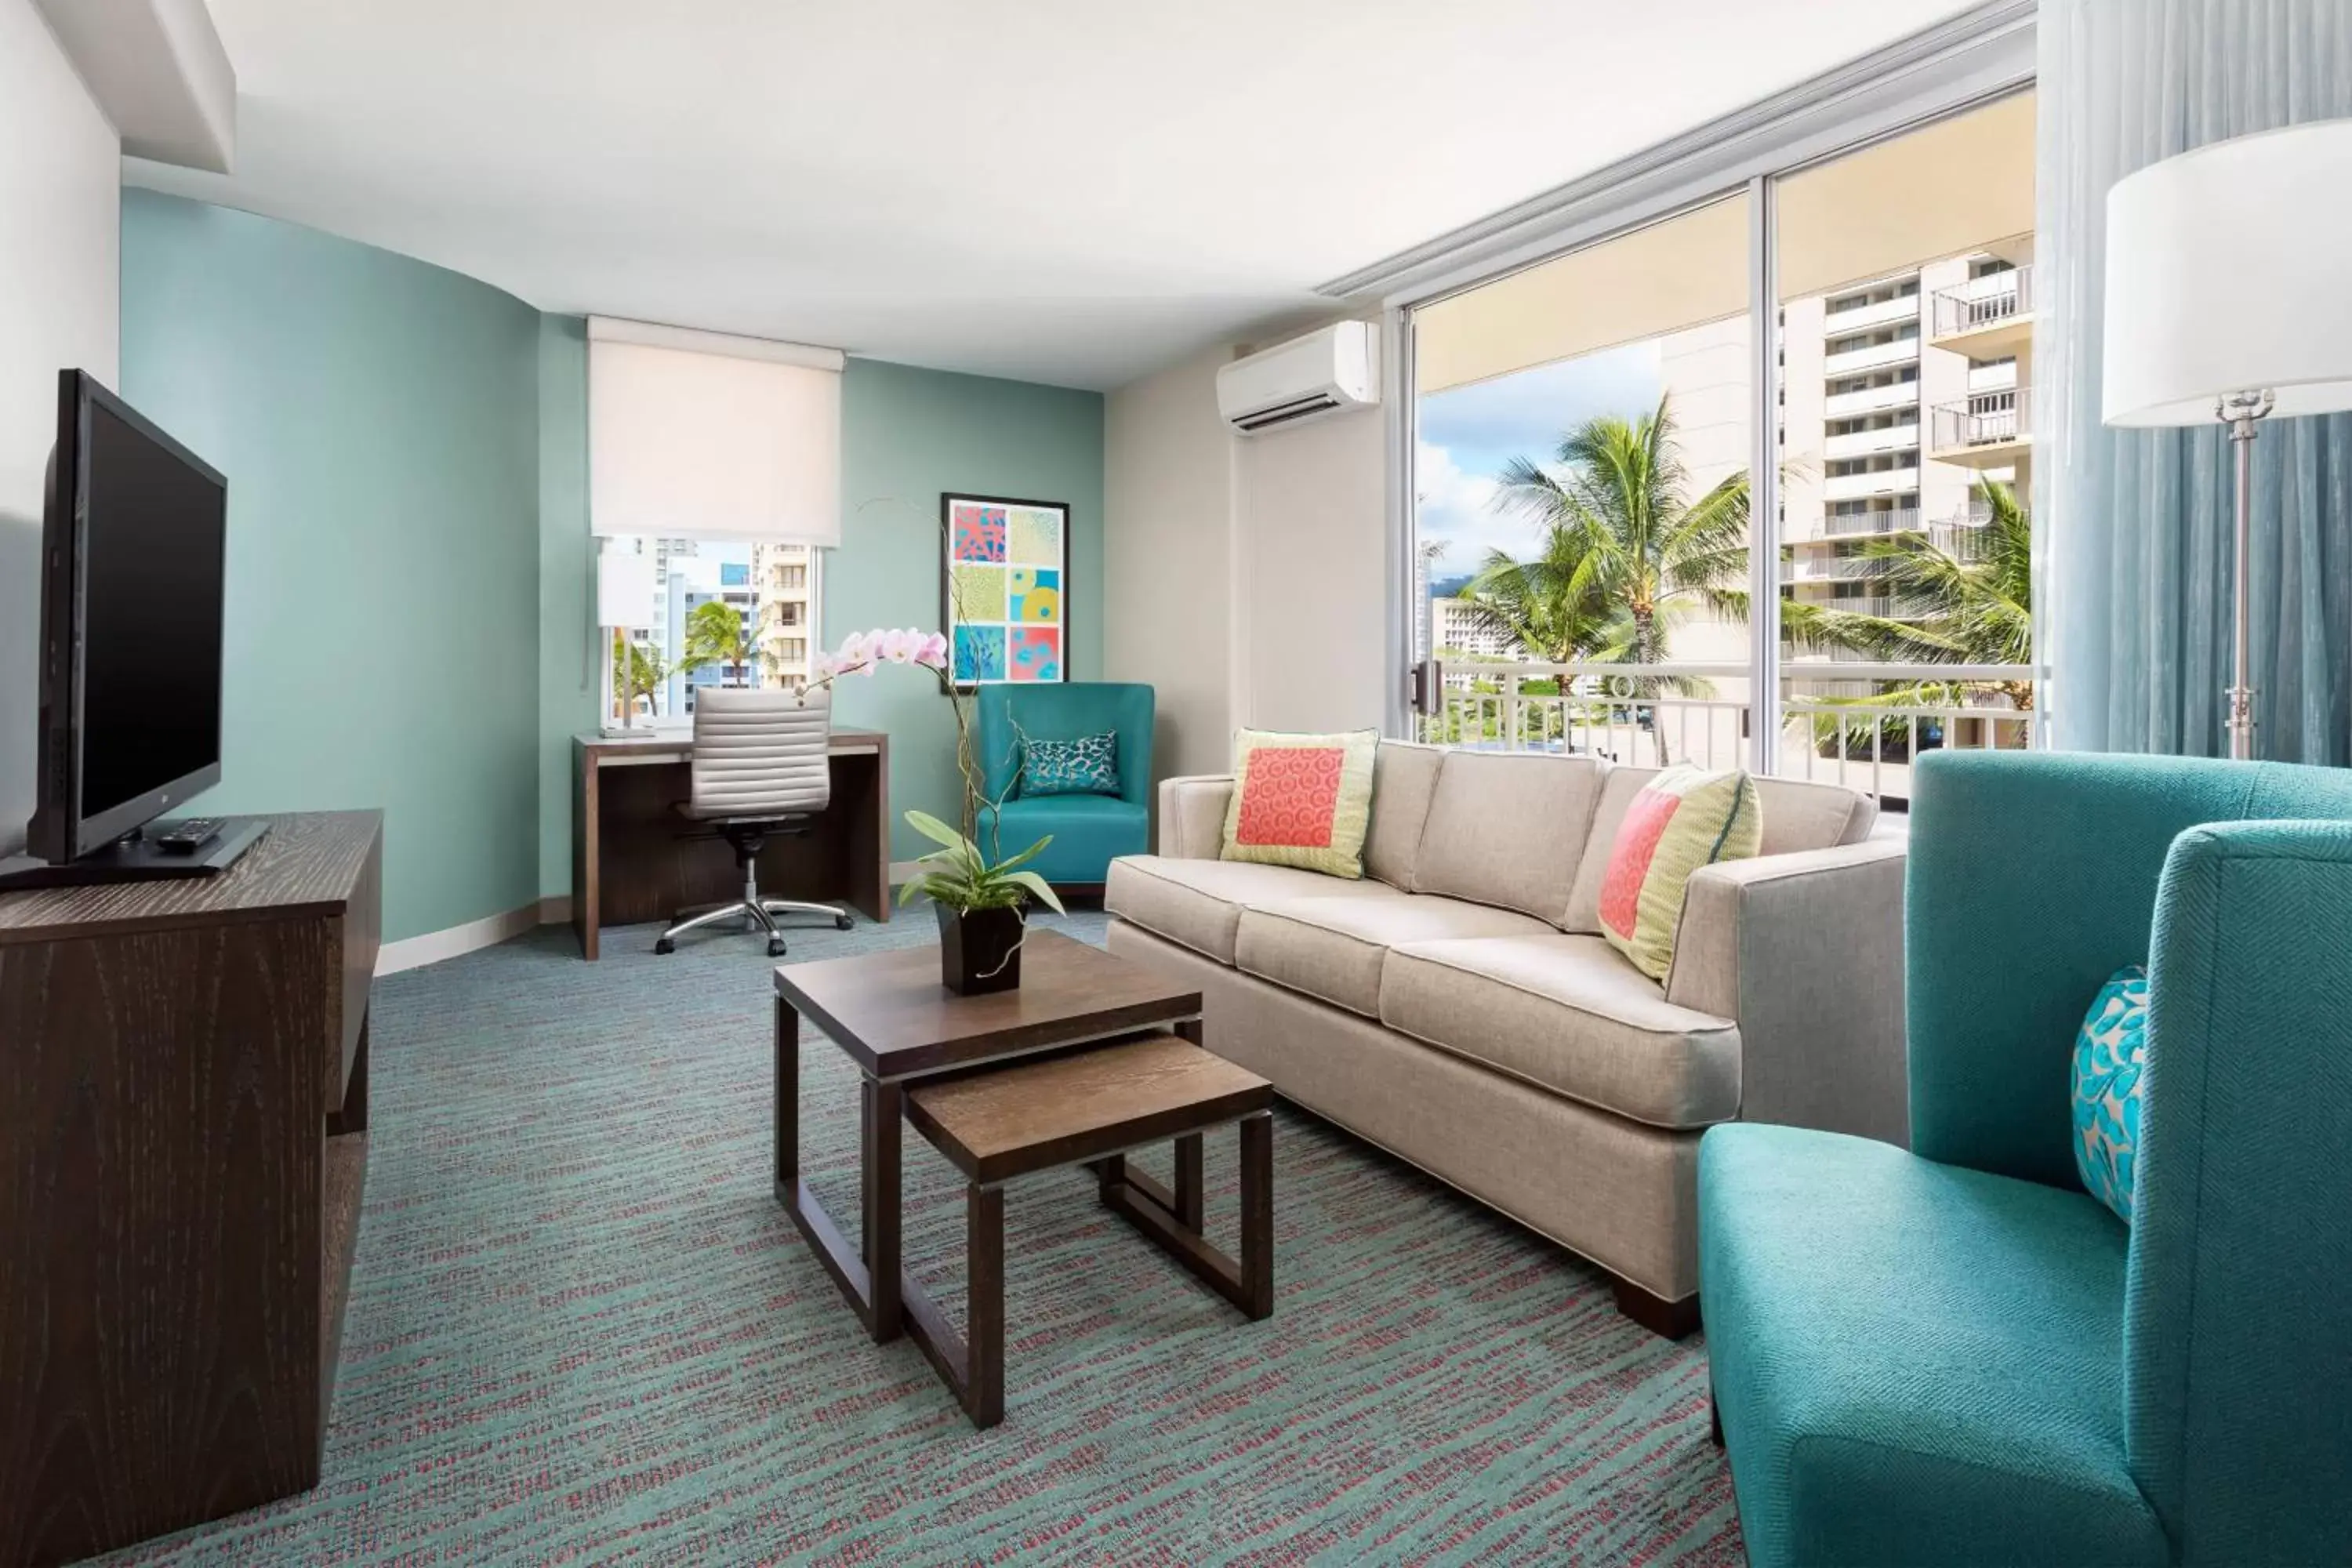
1215,321,1380,435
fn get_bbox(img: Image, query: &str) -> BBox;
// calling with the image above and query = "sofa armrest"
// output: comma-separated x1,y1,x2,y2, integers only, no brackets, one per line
1157,775,1235,859
1665,839,1907,1145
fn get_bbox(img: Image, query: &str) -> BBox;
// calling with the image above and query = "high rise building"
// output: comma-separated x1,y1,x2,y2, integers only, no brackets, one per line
1780,246,2032,648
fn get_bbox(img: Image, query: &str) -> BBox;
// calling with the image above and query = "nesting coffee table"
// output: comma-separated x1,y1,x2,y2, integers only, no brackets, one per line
773,931,1276,1425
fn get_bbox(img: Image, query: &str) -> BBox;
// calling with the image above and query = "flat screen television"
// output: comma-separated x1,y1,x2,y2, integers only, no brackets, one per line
24,369,229,866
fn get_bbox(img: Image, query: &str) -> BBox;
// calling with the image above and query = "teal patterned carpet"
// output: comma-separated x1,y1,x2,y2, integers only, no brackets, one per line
98,909,1742,1566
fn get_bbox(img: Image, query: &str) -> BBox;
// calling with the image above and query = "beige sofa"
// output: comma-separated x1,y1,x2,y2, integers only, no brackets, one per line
1103,742,1907,1336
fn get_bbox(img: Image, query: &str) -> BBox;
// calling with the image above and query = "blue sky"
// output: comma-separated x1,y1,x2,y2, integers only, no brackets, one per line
1416,341,1661,580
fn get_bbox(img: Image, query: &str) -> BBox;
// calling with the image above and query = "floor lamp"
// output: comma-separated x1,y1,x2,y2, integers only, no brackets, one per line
2103,119,2352,760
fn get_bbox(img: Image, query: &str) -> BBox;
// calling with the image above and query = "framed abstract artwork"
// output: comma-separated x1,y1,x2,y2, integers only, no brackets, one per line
941,492,1069,687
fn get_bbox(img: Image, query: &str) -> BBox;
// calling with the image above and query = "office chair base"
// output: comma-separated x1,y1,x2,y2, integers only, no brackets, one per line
654,895,850,956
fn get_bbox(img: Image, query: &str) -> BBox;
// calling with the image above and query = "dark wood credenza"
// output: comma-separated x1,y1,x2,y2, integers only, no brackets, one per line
0,812,382,1568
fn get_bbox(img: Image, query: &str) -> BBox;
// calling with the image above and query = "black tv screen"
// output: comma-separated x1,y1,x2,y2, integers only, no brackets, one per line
79,397,227,818
29,371,227,862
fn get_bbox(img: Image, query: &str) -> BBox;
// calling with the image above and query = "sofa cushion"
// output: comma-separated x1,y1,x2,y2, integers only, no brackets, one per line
1364,740,1444,891
1412,751,1605,925
1698,1123,2167,1568
1565,768,1876,934
1104,855,1403,965
1234,894,1554,1018
1377,932,1740,1128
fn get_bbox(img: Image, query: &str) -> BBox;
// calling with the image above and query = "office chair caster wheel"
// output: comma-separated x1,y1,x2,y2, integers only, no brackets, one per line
834,913,853,931
768,938,788,957
654,938,675,956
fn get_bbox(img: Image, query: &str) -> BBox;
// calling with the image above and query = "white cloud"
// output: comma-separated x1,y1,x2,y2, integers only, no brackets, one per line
1414,439,1537,581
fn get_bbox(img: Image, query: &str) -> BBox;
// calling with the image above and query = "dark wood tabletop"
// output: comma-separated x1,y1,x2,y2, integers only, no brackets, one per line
905,1033,1272,1185
771,927,1201,1080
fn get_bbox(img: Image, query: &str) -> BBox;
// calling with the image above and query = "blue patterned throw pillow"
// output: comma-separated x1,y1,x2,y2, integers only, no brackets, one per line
1021,732,1118,797
2071,964,2149,1224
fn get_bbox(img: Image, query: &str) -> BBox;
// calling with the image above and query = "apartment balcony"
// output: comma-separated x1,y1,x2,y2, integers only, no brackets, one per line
1781,555,1886,583
1823,336,1922,377
1823,381,1921,419
1416,658,2045,801
1822,506,1923,538
1929,266,2035,359
1822,293,1918,336
1929,388,2032,469
1824,466,1919,501
1823,423,1918,461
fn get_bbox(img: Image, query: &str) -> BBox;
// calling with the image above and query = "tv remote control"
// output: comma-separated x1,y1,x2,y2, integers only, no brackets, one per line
153,818,226,855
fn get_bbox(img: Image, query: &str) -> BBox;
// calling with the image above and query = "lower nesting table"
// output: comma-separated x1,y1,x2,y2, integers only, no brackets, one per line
903,1033,1276,1427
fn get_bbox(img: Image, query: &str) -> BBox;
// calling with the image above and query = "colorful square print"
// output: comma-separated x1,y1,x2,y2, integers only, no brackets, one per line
951,503,1007,563
953,624,1007,683
1008,567,1062,624
1008,626,1061,682
1010,507,1062,564
951,562,1007,621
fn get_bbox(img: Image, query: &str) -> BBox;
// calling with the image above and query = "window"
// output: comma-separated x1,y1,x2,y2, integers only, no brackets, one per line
1400,83,2037,789
601,537,822,724
1410,192,1752,760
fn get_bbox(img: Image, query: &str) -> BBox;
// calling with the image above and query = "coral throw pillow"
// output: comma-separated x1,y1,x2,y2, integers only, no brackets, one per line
1599,766,1763,981
1219,729,1377,878
2071,965,2148,1225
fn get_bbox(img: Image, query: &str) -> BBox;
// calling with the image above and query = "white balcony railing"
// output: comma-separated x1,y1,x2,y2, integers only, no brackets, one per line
1417,660,2044,800
1824,381,1921,419
1822,423,1919,460
1824,466,1920,501
1822,506,1922,537
1782,555,1886,583
1823,292,1919,335
1930,387,2030,452
1931,266,2033,339
1824,336,1922,377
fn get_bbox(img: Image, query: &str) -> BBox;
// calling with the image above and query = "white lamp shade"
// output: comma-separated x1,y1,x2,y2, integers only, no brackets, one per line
589,318,844,544
596,548,659,630
2103,119,2352,427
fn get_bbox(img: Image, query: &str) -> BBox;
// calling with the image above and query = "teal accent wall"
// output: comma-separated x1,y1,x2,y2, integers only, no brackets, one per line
537,316,594,897
829,358,1105,862
120,191,543,942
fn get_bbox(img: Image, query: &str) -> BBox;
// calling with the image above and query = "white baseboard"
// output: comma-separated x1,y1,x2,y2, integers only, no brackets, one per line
537,895,572,924
888,859,926,886
376,899,551,976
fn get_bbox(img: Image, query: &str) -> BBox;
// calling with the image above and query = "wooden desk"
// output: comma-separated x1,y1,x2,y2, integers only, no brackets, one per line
571,727,891,960
0,812,381,1568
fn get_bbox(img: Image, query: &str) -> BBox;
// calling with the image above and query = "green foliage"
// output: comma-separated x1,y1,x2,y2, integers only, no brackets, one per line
679,599,750,686
611,637,670,718
895,809,1066,916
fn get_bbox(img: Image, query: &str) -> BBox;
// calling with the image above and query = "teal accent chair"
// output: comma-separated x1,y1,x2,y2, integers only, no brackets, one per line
974,683,1154,891
1699,750,2352,1568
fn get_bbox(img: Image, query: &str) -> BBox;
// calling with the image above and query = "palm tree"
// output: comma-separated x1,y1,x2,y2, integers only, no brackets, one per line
612,638,670,720
680,599,750,687
1855,474,2034,708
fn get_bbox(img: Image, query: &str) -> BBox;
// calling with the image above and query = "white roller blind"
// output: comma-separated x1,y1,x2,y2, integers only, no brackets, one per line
588,317,844,544
1414,196,1749,396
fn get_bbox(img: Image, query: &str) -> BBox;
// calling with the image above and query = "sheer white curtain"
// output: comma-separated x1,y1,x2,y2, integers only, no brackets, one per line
2041,0,2352,761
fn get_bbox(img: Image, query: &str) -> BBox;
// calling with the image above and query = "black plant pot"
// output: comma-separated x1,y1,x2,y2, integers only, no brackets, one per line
935,902,1024,994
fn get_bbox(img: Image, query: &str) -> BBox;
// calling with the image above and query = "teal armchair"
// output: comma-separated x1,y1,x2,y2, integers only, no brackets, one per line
1698,750,2352,1568
974,683,1154,891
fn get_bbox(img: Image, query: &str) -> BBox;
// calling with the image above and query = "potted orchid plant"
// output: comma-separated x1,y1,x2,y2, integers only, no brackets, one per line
775,623,1062,993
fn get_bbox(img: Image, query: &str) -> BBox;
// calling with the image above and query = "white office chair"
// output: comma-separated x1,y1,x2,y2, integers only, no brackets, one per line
655,686,852,957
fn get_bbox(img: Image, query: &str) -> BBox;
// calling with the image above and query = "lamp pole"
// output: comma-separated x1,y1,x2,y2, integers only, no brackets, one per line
2217,389,2274,761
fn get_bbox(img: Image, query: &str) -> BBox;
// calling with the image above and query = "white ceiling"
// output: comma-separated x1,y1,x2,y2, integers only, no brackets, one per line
129,0,1983,391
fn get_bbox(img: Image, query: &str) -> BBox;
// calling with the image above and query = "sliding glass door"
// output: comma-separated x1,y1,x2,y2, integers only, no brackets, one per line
1410,192,1755,768
1403,87,2040,802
